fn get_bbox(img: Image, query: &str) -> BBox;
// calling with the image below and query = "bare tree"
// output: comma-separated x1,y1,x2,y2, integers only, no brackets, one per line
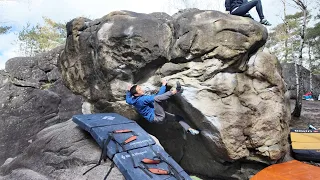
292,0,308,117
308,41,313,92
167,0,223,12
280,0,290,61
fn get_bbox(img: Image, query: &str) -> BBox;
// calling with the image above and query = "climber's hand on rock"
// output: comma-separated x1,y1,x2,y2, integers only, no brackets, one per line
127,84,132,91
161,78,167,86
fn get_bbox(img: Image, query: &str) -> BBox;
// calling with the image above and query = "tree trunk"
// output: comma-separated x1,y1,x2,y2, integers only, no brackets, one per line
308,41,313,92
282,0,289,62
292,6,307,117
285,32,289,62
292,44,302,117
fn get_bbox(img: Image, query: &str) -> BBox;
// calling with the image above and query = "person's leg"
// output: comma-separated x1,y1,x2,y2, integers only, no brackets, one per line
153,104,199,135
165,112,199,135
232,0,271,25
153,100,166,122
254,0,265,20
165,112,190,131
231,0,259,17
154,91,174,103
153,81,183,122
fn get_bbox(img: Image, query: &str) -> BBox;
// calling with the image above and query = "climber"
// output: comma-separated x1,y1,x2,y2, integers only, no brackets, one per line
126,79,200,135
225,0,272,26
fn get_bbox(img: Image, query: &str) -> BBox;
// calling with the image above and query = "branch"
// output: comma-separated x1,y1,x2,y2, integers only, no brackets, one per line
0,26,11,34
292,0,307,10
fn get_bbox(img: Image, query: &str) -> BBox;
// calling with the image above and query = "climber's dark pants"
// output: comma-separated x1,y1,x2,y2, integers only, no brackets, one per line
153,91,191,131
231,0,265,20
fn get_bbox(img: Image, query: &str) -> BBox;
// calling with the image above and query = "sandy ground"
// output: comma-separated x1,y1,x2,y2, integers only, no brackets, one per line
290,100,320,129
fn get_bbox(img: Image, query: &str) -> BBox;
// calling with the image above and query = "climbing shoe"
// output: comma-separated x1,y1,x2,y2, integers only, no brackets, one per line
188,128,200,135
260,19,271,26
176,81,183,93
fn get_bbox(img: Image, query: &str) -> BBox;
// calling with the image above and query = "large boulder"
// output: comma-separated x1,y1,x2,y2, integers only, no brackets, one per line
0,46,83,165
0,120,124,180
59,9,290,179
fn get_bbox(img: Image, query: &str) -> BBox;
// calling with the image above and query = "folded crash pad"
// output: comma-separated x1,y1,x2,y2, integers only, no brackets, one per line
290,129,320,161
251,160,320,180
72,113,191,180
73,113,133,132
114,144,190,180
73,113,155,158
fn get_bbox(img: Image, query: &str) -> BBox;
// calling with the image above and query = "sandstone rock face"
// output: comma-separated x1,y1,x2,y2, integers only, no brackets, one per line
0,120,124,180
0,46,83,165
59,9,290,179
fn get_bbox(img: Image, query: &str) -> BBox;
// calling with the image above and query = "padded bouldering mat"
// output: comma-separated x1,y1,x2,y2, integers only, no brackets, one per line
290,129,320,161
72,113,191,180
114,144,190,180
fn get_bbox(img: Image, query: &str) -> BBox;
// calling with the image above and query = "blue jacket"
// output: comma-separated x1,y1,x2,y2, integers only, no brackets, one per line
126,85,166,122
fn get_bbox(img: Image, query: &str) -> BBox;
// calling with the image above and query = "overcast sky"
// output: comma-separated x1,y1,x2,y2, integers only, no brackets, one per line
0,0,308,69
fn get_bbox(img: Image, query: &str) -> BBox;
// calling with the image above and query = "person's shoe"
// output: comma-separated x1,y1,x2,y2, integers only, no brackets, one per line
260,19,271,26
176,81,183,93
188,128,200,135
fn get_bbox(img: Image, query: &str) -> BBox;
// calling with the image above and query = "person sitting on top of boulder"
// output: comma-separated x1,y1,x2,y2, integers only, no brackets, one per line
225,0,272,26
126,79,200,135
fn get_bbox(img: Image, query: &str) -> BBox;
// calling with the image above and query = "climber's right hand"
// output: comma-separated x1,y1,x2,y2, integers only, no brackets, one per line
161,78,167,86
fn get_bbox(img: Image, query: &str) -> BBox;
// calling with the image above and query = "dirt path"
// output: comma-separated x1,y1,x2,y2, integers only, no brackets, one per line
290,100,320,129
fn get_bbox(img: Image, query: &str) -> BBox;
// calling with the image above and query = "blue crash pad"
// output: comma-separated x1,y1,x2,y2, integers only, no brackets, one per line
72,113,191,180
73,113,155,158
91,123,155,158
114,144,191,180
72,113,133,132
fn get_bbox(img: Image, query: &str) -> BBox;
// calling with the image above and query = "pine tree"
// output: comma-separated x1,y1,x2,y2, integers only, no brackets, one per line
0,26,11,34
17,17,66,56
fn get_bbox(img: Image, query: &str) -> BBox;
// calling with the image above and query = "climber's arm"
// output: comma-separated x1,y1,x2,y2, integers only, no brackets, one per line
156,79,167,95
157,85,166,95
126,91,134,105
